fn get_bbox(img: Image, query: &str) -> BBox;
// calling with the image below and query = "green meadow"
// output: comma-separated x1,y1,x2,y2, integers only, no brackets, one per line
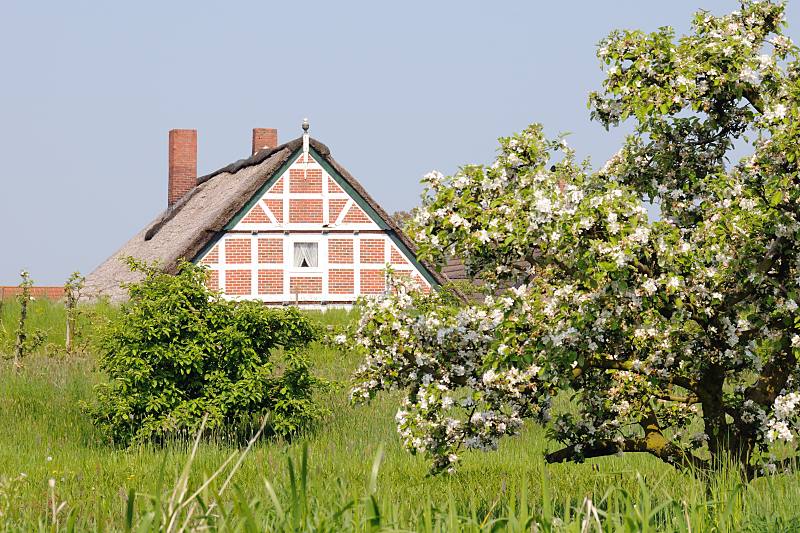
1,299,799,531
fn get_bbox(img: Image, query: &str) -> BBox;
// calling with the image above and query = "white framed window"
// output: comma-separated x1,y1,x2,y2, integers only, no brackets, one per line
293,242,319,268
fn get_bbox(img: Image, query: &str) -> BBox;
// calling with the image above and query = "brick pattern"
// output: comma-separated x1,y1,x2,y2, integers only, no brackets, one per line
168,129,197,206
290,168,323,193
329,238,354,263
200,244,219,265
225,270,251,295
390,247,408,264
258,270,283,294
328,177,344,194
289,199,323,224
252,128,278,155
295,154,317,164
241,203,269,223
360,239,385,264
198,149,435,301
269,177,284,193
225,239,251,264
329,269,354,294
290,276,322,294
258,239,282,263
343,205,372,224
329,199,348,222
263,199,282,223
360,269,385,294
0,286,65,300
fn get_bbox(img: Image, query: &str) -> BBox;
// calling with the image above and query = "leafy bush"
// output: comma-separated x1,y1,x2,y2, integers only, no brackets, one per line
88,259,325,445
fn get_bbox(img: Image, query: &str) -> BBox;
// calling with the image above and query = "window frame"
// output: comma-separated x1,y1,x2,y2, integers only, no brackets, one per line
288,236,324,274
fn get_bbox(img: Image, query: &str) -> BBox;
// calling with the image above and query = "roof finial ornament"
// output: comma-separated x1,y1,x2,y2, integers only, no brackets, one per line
302,118,310,133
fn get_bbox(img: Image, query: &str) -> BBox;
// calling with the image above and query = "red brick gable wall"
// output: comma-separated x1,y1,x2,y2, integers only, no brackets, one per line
258,239,282,263
342,205,372,224
225,238,251,264
195,149,432,304
241,203,270,224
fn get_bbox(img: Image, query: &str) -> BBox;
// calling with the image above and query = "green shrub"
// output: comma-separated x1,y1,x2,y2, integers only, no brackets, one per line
87,259,326,445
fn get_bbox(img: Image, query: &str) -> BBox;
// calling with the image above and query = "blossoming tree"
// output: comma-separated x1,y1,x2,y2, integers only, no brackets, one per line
351,0,800,477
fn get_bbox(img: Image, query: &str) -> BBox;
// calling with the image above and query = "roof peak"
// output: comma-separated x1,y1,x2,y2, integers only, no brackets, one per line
197,136,330,185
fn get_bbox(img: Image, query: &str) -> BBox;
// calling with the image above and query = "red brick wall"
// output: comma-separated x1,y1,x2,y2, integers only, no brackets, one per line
289,168,322,193
168,129,197,206
360,239,384,263
225,239,251,264
329,199,348,221
290,276,322,294
258,239,283,263
0,286,65,300
329,238,353,263
343,205,372,224
390,247,408,264
225,270,251,295
329,269,354,294
258,270,283,294
241,203,269,224
197,150,437,301
264,199,283,223
360,269,385,294
295,154,316,164
289,199,323,224
201,244,219,265
252,128,278,154
328,177,344,193
269,177,284,193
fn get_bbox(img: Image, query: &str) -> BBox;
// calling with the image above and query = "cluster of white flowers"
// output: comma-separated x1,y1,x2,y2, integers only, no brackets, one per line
350,0,800,474
764,391,800,444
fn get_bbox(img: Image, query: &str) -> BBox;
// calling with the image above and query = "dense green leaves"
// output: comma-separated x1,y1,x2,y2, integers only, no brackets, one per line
87,259,325,444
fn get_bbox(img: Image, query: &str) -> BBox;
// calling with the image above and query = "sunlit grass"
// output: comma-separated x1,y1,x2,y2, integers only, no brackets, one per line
0,302,799,530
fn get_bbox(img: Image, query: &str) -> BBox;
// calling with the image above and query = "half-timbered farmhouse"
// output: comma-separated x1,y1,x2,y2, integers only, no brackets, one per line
84,122,446,306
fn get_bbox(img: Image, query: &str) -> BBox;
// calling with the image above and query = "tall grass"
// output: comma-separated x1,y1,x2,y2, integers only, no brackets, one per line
0,303,798,530
0,298,117,357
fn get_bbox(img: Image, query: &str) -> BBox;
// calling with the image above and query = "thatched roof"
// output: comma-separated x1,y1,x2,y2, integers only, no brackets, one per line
442,257,468,281
84,137,449,301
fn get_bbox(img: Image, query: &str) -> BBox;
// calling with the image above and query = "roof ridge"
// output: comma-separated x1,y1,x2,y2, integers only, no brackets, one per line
197,137,330,184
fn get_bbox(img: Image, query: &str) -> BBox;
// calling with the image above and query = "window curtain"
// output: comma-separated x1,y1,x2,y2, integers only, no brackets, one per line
294,242,318,267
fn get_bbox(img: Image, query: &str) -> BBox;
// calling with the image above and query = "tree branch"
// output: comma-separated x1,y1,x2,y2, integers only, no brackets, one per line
545,436,708,473
654,392,699,404
545,438,646,463
743,88,764,114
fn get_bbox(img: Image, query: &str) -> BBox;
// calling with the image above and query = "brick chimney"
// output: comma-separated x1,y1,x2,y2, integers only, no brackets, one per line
168,129,197,207
252,128,278,155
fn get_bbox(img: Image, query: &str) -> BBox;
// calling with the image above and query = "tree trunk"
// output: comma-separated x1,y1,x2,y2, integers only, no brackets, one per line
65,314,73,354
14,298,27,368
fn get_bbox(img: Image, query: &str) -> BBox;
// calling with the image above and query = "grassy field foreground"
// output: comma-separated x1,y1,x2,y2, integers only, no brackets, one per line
1,300,800,531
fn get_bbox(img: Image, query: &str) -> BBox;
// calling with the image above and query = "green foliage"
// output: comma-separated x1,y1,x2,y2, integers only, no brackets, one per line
10,270,46,367
2,340,800,530
64,271,85,355
87,258,326,445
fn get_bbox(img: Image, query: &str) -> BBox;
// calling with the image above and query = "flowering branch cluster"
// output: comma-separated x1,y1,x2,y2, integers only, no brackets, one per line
351,0,800,477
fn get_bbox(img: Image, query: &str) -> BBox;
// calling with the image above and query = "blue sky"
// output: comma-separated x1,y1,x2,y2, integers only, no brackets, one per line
1,1,797,284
